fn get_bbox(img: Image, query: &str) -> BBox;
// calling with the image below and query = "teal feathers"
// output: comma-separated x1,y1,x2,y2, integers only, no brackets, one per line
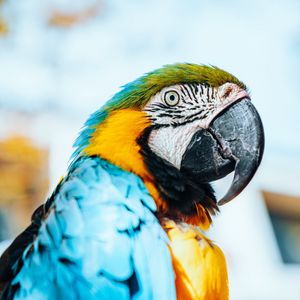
3,157,176,300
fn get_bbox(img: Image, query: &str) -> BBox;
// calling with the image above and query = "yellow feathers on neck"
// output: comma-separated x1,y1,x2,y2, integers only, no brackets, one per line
83,109,151,180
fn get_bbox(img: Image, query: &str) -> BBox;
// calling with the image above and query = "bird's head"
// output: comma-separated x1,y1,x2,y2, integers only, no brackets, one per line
74,63,264,228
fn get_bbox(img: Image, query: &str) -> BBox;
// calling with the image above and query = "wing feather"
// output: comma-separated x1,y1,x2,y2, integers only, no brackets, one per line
1,157,175,300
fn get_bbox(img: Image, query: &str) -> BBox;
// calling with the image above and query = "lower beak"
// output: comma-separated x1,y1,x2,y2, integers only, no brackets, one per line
180,99,264,205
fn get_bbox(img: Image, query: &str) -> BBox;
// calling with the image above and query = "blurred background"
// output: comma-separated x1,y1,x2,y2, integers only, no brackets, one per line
0,0,300,299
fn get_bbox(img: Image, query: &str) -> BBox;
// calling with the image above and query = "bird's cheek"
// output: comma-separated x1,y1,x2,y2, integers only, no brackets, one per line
147,124,201,170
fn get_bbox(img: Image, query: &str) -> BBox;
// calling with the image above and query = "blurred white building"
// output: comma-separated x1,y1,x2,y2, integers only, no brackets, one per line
1,1,300,299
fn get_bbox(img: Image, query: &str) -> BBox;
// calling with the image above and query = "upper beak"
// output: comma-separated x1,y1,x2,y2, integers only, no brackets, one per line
180,98,265,205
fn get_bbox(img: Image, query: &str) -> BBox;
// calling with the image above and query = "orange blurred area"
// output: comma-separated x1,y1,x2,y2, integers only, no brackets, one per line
0,136,49,234
47,2,104,28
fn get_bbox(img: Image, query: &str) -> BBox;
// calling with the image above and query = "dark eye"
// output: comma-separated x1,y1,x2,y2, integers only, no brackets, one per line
164,90,180,106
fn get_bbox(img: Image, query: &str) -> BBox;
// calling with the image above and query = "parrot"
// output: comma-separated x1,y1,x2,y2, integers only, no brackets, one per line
0,63,264,300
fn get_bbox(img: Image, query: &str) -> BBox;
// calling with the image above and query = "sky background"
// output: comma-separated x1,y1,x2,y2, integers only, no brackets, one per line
0,1,300,299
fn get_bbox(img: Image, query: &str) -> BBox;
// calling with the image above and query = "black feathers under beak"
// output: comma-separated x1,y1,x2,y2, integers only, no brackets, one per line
180,99,264,205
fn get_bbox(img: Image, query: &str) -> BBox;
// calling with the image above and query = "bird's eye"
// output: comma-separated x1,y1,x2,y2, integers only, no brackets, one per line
164,90,180,106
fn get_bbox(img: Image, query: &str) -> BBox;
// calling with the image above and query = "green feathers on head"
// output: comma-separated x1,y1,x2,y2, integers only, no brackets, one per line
105,63,246,112
73,63,246,158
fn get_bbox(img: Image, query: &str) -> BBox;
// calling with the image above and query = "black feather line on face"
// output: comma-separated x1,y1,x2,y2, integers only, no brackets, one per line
137,126,219,217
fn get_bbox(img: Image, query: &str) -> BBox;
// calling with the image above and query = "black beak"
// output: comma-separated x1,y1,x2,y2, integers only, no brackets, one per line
180,99,264,205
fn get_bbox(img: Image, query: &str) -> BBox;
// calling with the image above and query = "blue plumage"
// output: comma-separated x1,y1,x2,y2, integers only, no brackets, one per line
5,157,175,300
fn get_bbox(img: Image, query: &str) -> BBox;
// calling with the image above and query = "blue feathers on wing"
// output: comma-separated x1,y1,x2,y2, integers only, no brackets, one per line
5,157,175,300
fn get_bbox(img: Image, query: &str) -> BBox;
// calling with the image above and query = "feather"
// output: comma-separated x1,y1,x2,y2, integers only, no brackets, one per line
1,157,175,300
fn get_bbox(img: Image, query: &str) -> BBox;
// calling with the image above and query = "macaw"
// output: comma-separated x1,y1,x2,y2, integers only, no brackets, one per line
0,63,264,300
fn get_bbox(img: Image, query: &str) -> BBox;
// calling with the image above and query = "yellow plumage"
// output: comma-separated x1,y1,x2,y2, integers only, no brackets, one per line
84,109,151,179
164,220,229,300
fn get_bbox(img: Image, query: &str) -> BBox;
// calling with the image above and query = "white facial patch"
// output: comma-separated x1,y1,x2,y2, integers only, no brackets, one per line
148,119,207,169
143,82,249,169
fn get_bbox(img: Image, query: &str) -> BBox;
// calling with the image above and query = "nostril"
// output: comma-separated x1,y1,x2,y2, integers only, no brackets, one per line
223,87,233,98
